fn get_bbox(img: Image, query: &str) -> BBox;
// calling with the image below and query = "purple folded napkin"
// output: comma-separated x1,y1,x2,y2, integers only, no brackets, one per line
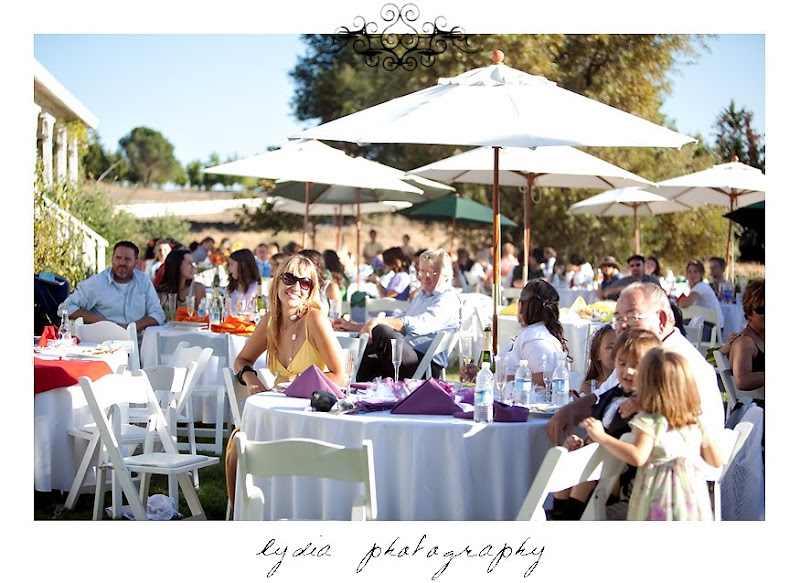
352,400,397,414
285,365,345,399
453,401,529,423
391,378,463,415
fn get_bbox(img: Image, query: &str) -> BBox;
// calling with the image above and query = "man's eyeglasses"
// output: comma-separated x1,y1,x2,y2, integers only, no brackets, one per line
754,306,764,315
419,270,439,278
612,312,654,328
280,272,313,291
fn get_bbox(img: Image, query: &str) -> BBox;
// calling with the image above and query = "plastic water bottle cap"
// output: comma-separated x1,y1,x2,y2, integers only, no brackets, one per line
519,360,528,367
481,362,491,369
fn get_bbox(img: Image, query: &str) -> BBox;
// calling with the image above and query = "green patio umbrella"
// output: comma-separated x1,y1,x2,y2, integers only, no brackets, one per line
723,200,765,230
400,192,517,253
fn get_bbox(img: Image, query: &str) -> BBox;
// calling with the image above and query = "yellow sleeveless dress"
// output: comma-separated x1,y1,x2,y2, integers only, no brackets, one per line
268,319,327,382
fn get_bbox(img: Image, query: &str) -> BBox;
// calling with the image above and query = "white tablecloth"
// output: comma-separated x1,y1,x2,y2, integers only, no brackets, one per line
234,393,552,520
34,345,129,492
140,325,267,422
555,287,597,308
720,301,747,341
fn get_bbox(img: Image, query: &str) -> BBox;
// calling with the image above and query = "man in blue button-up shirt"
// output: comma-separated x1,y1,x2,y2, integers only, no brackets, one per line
59,240,165,333
333,248,462,381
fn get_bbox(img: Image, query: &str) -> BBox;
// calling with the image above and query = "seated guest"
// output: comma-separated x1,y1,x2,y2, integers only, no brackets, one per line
645,255,667,290
226,249,261,310
254,243,272,278
542,246,557,281
300,249,334,315
511,247,545,288
322,249,350,304
567,253,594,289
368,247,412,300
598,256,623,292
461,279,569,388
191,236,215,264
596,254,660,300
155,248,206,310
58,240,164,333
579,324,617,396
728,278,764,396
143,238,172,281
708,256,727,298
550,258,570,288
677,259,724,338
333,248,461,381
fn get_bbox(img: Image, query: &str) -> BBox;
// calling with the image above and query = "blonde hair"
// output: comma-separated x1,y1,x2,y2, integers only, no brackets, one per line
419,248,453,282
612,328,661,362
265,255,321,362
635,347,702,428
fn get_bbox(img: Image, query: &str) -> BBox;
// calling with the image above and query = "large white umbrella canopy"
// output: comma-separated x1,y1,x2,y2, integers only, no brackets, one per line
408,145,656,283
645,159,766,274
203,139,425,250
568,187,698,254
293,50,695,350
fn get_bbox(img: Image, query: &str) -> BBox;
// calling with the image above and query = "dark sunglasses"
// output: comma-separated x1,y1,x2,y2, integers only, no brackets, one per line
280,272,313,291
754,306,764,315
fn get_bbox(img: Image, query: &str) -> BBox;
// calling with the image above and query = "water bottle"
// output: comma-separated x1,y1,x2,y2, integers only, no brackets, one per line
513,359,532,407
552,352,569,407
209,296,221,326
197,297,208,319
474,362,494,424
58,308,72,343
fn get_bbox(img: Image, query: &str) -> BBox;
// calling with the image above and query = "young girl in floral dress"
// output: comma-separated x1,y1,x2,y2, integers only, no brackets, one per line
582,347,723,520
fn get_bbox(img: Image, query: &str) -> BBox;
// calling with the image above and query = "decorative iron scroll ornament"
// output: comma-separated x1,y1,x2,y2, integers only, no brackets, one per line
322,3,481,71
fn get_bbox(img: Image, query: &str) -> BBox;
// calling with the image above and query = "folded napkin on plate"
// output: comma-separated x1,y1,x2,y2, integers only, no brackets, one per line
391,378,462,415
284,364,344,399
453,401,529,422
211,315,256,335
38,325,59,347
352,400,397,414
500,303,517,316
174,306,209,324
569,296,588,312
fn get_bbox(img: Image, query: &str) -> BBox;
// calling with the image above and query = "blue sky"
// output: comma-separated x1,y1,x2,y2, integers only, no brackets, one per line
33,33,764,167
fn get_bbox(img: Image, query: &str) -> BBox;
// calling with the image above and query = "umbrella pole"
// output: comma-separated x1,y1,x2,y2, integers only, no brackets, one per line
335,207,342,252
302,181,311,249
492,147,501,355
633,204,640,255
523,175,533,287
725,195,735,279
450,215,456,255
356,188,362,287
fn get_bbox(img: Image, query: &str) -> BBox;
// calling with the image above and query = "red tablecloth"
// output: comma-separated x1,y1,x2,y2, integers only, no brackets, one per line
34,357,113,394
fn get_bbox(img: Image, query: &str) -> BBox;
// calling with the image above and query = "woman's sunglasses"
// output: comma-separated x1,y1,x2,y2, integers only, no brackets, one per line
754,306,764,315
280,272,313,291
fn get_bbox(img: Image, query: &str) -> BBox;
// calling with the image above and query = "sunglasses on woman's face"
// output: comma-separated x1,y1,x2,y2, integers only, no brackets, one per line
754,306,764,315
280,272,313,291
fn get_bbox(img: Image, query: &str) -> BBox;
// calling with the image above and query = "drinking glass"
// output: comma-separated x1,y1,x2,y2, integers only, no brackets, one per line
165,293,177,321
391,339,403,384
458,334,474,368
185,295,195,317
343,348,357,388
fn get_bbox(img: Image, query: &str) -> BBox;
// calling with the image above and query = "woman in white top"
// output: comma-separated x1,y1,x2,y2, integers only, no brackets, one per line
226,249,261,312
461,279,571,386
677,259,724,330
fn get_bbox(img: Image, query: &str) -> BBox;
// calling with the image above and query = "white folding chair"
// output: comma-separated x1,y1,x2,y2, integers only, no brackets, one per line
234,432,377,521
720,403,764,520
74,317,140,370
79,371,219,520
410,330,458,380
337,333,369,384
515,433,634,521
155,332,229,454
500,286,522,305
681,305,721,352
713,350,764,418
364,297,409,319
709,420,754,521
222,367,248,431
684,314,704,352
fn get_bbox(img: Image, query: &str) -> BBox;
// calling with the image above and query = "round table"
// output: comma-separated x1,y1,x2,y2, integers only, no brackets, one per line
234,393,553,520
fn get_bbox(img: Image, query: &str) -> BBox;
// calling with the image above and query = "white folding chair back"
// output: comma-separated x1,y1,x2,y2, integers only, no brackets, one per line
720,404,764,520
681,305,721,352
337,333,369,384
74,317,140,370
234,432,377,521
410,330,458,380
80,371,218,520
516,433,634,521
713,350,738,420
364,297,409,319
156,332,229,454
222,367,247,430
500,286,521,304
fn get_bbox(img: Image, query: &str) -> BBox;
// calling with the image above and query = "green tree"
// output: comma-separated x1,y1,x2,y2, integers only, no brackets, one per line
714,100,765,171
118,126,182,186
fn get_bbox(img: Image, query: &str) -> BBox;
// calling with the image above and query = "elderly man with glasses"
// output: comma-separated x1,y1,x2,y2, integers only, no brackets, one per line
333,248,462,381
546,281,724,446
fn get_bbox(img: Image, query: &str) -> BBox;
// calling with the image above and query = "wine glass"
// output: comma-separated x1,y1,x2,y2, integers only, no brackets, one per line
185,295,195,317
458,334,474,368
391,339,403,384
343,348,357,395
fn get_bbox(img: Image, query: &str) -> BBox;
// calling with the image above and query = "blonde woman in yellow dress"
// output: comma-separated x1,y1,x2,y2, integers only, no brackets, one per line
226,255,345,506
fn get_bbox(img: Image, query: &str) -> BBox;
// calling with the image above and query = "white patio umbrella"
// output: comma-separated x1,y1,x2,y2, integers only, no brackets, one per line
644,159,766,275
407,145,656,284
292,49,694,350
203,139,425,251
267,195,413,251
567,187,698,254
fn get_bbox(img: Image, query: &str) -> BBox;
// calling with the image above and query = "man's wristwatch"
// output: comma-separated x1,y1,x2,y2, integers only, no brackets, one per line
236,365,257,386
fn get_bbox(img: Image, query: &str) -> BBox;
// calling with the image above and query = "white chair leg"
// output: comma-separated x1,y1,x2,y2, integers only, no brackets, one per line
65,433,100,510
93,466,107,520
